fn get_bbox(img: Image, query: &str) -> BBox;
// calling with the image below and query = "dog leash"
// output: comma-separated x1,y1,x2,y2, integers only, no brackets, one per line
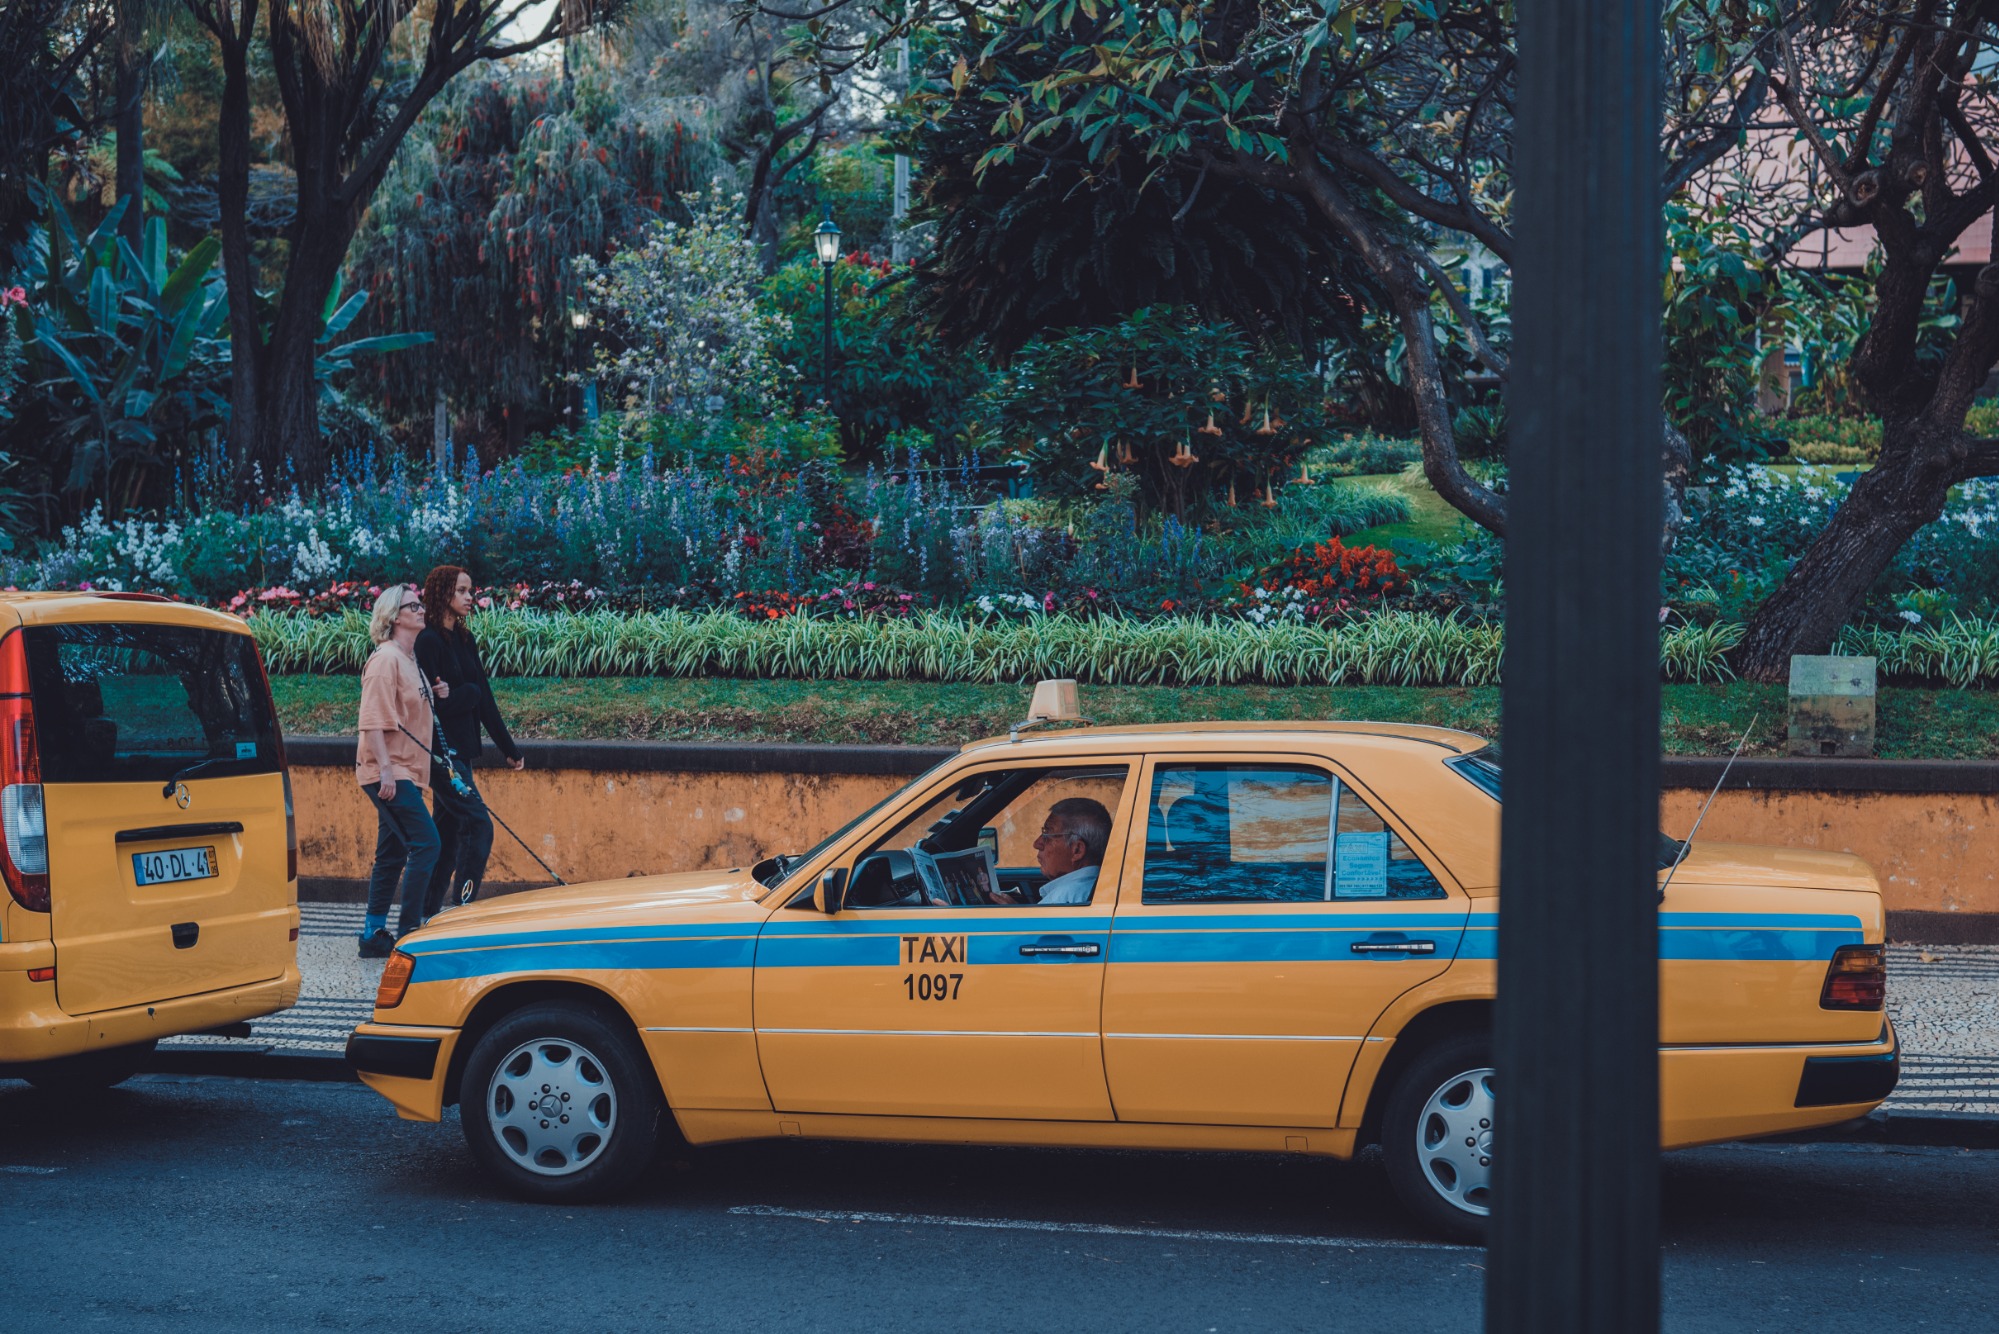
393,719,568,886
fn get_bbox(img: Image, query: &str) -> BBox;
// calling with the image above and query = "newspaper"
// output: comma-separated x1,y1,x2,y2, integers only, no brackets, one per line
911,845,1001,906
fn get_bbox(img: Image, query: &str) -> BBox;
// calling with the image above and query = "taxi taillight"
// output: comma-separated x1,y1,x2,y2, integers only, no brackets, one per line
375,951,414,1009
0,629,49,914
1821,944,1887,1010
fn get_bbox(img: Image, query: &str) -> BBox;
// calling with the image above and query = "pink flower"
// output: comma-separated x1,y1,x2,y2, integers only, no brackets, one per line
862,582,876,591
477,596,492,609
898,593,912,602
1,286,25,306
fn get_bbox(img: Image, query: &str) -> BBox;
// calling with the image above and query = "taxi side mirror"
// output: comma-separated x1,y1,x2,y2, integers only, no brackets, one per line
814,867,848,915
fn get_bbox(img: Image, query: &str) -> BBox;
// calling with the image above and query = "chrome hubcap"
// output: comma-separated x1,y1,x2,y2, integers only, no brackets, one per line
486,1038,616,1176
1416,1066,1495,1216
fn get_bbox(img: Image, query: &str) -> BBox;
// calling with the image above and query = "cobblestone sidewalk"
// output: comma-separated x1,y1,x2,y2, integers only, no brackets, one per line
160,908,1999,1122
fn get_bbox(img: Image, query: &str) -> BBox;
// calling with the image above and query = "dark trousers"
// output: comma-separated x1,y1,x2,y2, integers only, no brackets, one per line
361,779,440,938
425,764,496,917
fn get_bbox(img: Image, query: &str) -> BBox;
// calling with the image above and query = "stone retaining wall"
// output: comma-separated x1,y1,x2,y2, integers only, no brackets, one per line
289,739,1999,942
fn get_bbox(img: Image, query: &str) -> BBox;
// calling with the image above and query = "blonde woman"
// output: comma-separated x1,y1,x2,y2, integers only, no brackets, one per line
354,584,444,957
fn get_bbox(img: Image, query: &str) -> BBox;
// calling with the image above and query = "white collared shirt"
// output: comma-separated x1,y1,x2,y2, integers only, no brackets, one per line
1035,865,1100,905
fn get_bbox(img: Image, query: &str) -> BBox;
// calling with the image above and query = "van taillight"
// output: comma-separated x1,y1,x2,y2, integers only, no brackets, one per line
0,630,48,912
1821,944,1887,1010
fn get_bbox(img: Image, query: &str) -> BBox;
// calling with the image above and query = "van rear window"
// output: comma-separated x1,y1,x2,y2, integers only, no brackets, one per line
22,623,280,785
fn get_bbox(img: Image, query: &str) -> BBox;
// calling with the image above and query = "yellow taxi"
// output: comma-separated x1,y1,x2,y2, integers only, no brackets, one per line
0,593,301,1090
348,689,1896,1238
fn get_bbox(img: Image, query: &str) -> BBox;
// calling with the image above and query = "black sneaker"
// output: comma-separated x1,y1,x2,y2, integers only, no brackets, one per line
358,928,395,959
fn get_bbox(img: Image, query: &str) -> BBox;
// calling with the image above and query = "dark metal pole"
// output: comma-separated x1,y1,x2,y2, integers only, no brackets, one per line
1488,0,1662,1327
821,260,835,412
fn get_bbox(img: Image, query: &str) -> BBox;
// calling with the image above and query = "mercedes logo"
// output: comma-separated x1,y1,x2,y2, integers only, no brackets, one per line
174,782,191,809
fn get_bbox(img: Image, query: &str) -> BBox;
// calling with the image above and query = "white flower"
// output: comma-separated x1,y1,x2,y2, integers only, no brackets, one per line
1899,609,1923,624
1745,515,1764,528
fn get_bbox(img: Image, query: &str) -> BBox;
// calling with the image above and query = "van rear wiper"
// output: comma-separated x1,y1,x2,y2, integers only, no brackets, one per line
161,756,237,797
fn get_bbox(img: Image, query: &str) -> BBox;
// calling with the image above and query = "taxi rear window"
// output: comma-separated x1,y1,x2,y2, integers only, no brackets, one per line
23,623,281,784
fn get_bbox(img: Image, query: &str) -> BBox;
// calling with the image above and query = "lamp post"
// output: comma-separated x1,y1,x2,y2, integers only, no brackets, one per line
1489,0,1662,1327
812,210,842,412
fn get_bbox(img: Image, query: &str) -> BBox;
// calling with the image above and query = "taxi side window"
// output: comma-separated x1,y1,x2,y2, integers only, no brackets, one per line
1141,764,1444,903
1332,783,1445,900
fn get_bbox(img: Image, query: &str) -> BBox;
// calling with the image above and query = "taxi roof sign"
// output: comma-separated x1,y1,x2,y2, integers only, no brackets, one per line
1010,679,1087,743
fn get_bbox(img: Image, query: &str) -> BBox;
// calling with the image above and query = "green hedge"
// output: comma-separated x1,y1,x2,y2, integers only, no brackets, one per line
249,609,1772,687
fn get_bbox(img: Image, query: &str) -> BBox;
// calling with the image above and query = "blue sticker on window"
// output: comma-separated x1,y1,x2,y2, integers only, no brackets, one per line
236,741,258,760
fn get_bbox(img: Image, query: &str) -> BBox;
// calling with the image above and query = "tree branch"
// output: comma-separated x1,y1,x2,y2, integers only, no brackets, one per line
1417,250,1508,378
1319,140,1514,264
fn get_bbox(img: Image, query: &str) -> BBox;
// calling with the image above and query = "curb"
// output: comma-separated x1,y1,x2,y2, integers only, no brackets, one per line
1771,1109,1999,1152
138,1050,1999,1152
147,1048,355,1083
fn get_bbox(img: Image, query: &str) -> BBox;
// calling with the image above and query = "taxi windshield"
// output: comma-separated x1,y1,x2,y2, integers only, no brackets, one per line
760,759,952,890
1447,746,1683,870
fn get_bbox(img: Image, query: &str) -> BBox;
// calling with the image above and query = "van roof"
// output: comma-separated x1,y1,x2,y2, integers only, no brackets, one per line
0,592,251,634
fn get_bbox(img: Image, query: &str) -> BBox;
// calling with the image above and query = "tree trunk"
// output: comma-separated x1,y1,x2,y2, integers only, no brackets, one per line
232,187,363,489
1734,428,1957,680
213,17,261,487
1284,147,1508,536
113,30,146,250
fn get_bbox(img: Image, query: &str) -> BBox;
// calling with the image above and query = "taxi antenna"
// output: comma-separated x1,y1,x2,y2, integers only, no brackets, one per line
1659,711,1758,903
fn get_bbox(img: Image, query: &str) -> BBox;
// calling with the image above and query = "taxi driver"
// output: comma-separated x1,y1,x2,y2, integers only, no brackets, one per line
992,797,1112,906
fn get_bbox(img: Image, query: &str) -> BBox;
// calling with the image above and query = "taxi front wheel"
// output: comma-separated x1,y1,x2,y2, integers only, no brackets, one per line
459,1002,662,1202
1381,1032,1494,1243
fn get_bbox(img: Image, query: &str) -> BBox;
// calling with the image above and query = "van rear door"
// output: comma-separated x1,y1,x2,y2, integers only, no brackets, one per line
23,618,293,1016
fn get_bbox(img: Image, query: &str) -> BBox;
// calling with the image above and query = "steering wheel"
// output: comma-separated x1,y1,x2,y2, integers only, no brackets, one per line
848,849,923,907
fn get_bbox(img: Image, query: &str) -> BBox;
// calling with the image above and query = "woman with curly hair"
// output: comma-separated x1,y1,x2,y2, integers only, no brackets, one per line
415,565,524,914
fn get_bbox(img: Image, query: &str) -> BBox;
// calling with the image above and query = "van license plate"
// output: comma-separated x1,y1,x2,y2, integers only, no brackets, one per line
133,846,218,886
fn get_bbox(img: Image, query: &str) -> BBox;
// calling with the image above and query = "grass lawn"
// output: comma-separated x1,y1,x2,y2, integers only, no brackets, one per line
271,675,1999,758
1333,466,1478,549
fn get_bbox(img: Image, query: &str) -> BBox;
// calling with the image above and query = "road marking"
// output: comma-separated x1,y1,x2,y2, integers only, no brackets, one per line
728,1205,1474,1252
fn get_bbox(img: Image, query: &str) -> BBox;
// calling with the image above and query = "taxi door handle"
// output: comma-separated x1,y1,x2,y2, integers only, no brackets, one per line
1350,936,1436,956
1020,942,1100,957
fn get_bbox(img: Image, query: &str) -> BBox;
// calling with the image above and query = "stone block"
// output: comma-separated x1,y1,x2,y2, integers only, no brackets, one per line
1788,655,1876,757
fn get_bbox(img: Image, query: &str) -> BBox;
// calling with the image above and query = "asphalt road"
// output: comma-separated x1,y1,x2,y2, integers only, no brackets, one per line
2,1074,1995,1332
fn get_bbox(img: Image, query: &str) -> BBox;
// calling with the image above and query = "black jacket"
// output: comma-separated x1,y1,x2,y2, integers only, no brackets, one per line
414,624,520,767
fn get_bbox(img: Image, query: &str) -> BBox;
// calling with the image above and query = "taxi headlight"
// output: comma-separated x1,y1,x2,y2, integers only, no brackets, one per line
375,951,415,1010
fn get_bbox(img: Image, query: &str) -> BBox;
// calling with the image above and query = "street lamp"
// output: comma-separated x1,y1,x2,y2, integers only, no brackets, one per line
813,209,842,410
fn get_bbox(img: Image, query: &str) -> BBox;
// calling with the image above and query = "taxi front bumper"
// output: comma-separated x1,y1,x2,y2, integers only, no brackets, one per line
348,1021,461,1122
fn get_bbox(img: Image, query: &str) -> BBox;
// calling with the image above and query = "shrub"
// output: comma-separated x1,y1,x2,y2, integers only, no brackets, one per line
975,305,1329,520
1304,432,1421,478
1786,439,1873,465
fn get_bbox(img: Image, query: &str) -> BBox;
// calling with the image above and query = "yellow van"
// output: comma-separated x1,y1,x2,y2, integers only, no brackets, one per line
0,592,301,1091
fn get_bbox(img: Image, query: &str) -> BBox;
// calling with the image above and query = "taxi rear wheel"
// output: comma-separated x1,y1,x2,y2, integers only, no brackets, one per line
459,1002,661,1202
1381,1032,1494,1243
